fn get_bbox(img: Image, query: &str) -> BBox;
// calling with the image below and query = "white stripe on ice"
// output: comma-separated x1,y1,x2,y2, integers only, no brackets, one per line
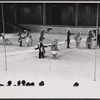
2,38,93,57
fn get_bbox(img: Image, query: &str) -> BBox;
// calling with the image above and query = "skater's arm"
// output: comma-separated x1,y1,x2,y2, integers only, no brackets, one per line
22,36,26,39
43,45,48,48
48,45,52,47
35,47,39,50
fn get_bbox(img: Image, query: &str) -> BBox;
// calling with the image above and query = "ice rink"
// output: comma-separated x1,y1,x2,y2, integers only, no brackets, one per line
0,31,100,97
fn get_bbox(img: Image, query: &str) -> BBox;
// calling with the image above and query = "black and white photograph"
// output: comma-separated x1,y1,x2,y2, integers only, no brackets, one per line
0,1,100,98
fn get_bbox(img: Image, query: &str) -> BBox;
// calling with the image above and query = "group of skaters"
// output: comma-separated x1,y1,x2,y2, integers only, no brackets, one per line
1,28,100,60
66,29,100,49
17,30,33,47
17,28,59,60
35,29,60,60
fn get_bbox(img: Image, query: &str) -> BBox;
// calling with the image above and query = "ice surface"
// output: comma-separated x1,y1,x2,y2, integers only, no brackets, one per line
0,33,100,97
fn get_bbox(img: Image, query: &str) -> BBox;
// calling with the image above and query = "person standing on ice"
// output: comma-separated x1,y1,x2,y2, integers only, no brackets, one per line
0,33,4,42
49,39,59,60
39,28,52,43
17,32,25,47
86,30,94,49
65,30,71,48
39,30,45,42
35,41,47,58
24,30,33,46
97,29,100,49
74,32,82,48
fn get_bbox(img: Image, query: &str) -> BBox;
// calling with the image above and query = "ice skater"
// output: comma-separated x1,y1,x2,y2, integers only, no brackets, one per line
86,30,94,49
48,39,59,60
0,33,12,45
96,29,100,49
74,32,82,48
17,32,26,47
35,41,47,58
0,33,4,42
65,30,71,48
39,30,45,42
24,30,33,46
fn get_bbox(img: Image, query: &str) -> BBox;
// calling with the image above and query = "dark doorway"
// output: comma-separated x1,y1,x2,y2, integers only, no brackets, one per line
52,5,61,25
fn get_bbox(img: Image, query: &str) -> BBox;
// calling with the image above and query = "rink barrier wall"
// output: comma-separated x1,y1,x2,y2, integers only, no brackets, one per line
18,24,97,35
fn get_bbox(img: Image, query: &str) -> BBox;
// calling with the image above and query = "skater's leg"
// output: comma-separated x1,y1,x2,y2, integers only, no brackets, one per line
97,41,99,48
31,39,33,46
54,53,57,60
67,41,70,48
41,52,44,58
76,42,78,48
55,53,57,60
27,43,29,46
19,41,22,46
88,44,90,49
90,44,92,49
99,42,100,48
52,54,54,59
39,52,41,58
77,43,80,48
88,44,92,49
43,49,45,54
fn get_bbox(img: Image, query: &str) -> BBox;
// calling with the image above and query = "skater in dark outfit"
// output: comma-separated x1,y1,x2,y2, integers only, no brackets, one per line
97,29,100,48
35,41,47,58
17,32,25,47
65,30,71,48
39,30,45,42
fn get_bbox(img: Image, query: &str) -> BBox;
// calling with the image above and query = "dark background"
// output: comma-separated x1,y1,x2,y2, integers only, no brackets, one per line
0,3,100,32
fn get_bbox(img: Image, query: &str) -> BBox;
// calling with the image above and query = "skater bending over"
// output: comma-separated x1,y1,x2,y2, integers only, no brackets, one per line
74,32,82,48
35,41,47,58
49,39,59,60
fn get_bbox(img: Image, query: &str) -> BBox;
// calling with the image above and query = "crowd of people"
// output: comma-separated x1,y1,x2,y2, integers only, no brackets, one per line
0,80,45,86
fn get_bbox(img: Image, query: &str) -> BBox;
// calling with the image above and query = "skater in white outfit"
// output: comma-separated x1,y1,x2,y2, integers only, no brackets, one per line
48,39,59,60
86,30,94,49
74,32,82,48
24,30,33,46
